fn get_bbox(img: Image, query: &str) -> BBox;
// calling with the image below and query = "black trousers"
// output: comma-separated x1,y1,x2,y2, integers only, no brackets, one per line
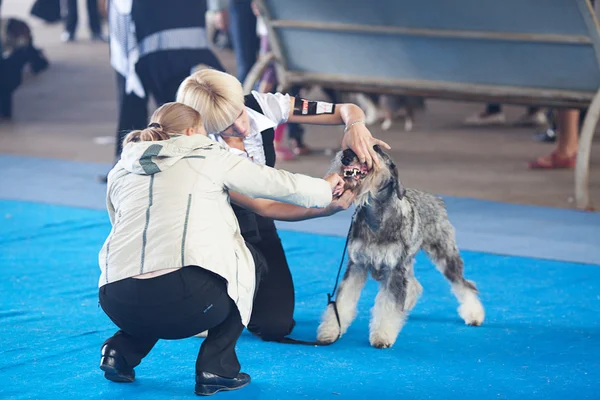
247,228,295,341
63,0,101,35
114,73,148,158
99,266,244,378
113,69,192,158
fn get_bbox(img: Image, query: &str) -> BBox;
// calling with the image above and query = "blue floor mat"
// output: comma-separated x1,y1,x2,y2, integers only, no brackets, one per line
0,199,598,400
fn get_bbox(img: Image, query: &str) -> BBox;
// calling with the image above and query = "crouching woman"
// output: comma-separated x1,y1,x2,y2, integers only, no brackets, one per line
97,102,343,396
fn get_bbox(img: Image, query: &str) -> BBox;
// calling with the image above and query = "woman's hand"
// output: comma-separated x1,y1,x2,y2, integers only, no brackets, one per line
324,190,356,216
342,122,391,169
324,173,345,197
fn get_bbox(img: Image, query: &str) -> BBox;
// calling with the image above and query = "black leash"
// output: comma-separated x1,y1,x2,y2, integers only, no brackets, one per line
275,210,356,346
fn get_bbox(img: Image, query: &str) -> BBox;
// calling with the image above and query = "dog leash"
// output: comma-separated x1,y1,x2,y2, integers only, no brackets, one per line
275,210,357,346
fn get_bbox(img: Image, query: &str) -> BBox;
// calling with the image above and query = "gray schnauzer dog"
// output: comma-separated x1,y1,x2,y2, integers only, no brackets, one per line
317,146,485,348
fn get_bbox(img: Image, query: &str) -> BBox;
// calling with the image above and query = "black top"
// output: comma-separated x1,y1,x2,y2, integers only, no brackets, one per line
232,94,280,243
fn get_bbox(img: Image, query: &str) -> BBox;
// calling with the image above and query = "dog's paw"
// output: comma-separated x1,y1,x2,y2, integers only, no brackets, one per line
317,319,342,344
458,298,485,326
369,332,395,349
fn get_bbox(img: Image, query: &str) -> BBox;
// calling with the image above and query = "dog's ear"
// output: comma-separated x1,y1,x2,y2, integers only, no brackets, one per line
390,162,405,200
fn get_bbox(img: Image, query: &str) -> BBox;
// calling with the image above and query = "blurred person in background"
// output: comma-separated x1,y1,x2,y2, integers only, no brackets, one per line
210,0,259,83
101,0,225,182
61,0,106,42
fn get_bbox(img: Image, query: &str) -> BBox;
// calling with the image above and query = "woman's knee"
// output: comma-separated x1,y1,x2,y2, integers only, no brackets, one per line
248,318,295,341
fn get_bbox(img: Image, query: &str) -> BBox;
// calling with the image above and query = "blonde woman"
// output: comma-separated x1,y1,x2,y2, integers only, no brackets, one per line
98,102,344,396
176,69,389,343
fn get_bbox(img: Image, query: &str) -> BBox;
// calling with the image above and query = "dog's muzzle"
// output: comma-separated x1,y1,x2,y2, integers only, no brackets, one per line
341,149,368,181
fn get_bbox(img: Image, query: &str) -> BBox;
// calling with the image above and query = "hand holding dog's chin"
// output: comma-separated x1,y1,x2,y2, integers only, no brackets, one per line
324,173,345,197
323,190,355,216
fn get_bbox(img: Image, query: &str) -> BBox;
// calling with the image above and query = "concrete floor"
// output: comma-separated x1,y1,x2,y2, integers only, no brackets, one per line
1,0,599,210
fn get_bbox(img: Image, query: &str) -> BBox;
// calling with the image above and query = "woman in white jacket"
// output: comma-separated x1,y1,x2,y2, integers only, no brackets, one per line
97,102,343,396
177,69,389,343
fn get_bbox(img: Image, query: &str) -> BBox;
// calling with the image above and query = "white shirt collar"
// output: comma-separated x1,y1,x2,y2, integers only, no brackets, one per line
246,107,277,132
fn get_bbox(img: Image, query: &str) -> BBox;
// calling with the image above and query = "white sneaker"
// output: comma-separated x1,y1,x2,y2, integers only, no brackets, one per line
194,331,208,338
404,117,413,132
464,112,506,126
514,110,548,127
381,118,392,131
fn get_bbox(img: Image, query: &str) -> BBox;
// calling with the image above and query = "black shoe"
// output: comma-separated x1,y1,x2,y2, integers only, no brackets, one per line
195,371,251,396
99,345,135,383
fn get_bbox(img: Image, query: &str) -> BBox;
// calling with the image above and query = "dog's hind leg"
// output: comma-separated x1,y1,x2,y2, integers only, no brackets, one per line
423,228,485,326
369,269,408,349
317,261,368,344
404,276,423,312
403,260,423,312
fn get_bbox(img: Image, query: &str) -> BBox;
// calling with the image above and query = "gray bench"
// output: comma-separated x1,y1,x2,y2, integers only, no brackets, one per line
246,0,600,210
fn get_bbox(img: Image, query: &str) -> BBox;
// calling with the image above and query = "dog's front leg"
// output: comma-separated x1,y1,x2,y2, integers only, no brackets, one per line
317,262,368,344
369,270,407,349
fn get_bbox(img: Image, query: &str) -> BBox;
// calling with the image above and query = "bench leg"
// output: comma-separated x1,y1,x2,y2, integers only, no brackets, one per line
242,52,276,95
575,88,600,211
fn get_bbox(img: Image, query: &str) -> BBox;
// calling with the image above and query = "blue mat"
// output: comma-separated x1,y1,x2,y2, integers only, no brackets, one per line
1,199,599,400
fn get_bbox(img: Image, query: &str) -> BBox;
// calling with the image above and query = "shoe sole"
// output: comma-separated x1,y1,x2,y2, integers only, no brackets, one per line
100,364,135,383
195,381,250,396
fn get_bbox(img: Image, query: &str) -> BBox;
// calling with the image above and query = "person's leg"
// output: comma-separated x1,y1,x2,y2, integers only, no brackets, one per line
228,0,259,83
102,330,158,369
99,267,242,380
86,0,102,37
196,303,244,378
247,230,295,341
529,108,579,169
63,0,78,40
555,108,579,157
114,72,148,159
274,124,295,161
149,72,192,107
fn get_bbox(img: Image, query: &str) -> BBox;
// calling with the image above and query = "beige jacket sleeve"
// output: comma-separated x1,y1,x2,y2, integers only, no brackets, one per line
214,148,332,208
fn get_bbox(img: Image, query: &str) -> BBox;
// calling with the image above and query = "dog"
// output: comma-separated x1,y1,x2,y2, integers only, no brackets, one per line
0,17,50,119
316,146,485,348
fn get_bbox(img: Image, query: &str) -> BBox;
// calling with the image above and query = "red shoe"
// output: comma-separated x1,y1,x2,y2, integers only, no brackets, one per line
528,151,576,169
275,143,296,161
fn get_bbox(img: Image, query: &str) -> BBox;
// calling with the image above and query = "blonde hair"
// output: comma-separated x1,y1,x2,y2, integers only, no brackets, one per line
176,69,244,135
123,102,202,145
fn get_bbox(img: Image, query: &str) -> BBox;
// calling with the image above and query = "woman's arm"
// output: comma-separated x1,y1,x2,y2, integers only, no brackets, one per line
215,149,342,209
230,189,355,222
285,97,390,169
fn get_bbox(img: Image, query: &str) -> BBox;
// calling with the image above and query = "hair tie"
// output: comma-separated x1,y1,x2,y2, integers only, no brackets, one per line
148,122,162,129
